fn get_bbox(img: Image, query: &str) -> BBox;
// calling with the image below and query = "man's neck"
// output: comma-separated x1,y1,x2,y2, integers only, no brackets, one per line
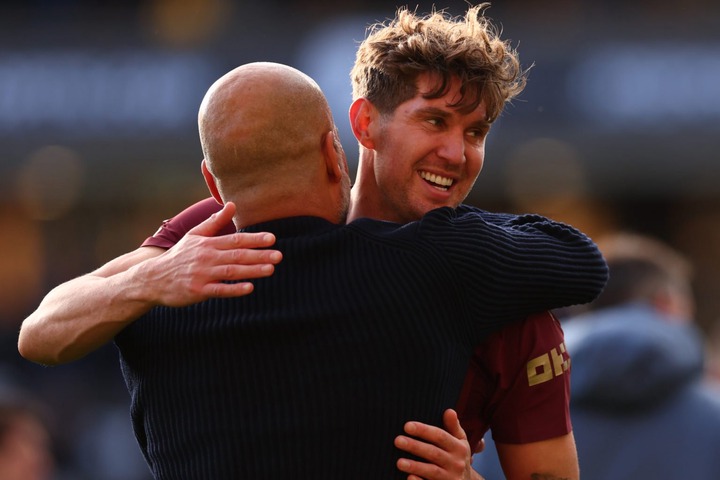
348,183,393,223
232,194,342,229
348,159,392,223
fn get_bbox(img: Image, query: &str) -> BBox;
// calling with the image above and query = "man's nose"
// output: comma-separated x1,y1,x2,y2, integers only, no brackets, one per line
437,129,466,166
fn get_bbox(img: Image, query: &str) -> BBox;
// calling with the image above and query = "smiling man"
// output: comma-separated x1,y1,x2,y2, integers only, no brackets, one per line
347,73,489,224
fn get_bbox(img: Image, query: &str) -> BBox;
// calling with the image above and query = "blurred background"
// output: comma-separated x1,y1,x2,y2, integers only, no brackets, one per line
1,0,719,478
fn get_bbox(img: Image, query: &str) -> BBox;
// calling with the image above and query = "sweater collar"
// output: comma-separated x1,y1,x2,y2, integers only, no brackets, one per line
238,216,336,238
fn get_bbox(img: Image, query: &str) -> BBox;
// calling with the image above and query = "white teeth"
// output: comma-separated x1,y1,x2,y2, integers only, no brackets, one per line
420,171,453,189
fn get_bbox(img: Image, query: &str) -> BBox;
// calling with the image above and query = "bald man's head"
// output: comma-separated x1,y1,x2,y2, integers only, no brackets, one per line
199,62,338,199
197,62,350,227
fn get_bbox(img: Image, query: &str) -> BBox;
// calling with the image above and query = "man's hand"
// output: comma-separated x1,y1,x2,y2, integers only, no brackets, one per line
137,202,283,306
395,409,483,480
18,201,283,365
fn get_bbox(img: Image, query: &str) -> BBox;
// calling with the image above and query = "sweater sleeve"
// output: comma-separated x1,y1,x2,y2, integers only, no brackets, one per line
418,206,608,323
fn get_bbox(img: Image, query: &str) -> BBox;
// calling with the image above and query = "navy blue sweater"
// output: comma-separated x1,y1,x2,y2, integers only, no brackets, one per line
116,205,608,479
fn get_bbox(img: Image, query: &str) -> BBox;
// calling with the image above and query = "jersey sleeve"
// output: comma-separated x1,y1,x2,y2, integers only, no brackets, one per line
457,311,572,446
141,197,230,249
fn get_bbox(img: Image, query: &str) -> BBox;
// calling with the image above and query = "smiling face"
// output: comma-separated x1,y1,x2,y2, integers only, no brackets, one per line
350,73,490,224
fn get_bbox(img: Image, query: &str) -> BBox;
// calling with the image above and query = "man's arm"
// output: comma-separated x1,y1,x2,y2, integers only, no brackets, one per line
418,207,608,326
494,433,579,480
466,313,577,479
18,202,282,366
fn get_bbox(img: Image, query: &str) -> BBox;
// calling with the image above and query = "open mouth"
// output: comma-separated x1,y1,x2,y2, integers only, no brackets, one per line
419,171,453,191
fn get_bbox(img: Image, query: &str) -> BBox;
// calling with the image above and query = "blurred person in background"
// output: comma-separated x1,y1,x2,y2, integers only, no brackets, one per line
474,232,720,478
0,385,54,480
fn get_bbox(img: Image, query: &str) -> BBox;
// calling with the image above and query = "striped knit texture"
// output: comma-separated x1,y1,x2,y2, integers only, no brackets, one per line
115,206,607,479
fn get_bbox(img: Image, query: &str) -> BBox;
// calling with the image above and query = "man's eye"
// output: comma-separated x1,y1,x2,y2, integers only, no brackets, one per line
426,118,442,126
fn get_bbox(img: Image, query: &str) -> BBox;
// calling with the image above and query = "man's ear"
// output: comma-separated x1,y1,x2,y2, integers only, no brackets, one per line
349,98,377,149
322,130,345,182
201,159,223,204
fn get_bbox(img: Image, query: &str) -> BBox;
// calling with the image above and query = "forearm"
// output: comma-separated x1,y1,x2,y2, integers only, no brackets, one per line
495,434,579,480
490,214,609,309
423,208,609,319
18,223,282,365
18,267,160,365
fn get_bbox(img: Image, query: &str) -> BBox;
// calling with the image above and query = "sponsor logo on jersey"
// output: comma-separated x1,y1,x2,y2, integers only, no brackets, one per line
526,342,570,386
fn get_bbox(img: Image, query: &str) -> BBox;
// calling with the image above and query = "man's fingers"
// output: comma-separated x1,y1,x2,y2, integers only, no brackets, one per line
396,417,473,479
211,263,277,283
396,454,443,480
404,420,455,451
207,230,279,252
206,281,255,298
228,233,280,252
442,409,468,441
203,263,277,297
217,246,282,266
185,233,282,264
187,201,236,236
396,434,445,465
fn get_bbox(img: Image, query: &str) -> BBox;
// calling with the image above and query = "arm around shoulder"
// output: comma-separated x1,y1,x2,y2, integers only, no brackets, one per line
18,204,282,365
18,246,166,365
423,207,609,319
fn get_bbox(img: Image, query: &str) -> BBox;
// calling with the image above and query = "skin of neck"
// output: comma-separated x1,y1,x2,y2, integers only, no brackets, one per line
231,184,344,230
348,146,386,223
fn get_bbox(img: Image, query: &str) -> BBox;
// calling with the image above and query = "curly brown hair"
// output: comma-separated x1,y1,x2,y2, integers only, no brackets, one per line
350,4,528,122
